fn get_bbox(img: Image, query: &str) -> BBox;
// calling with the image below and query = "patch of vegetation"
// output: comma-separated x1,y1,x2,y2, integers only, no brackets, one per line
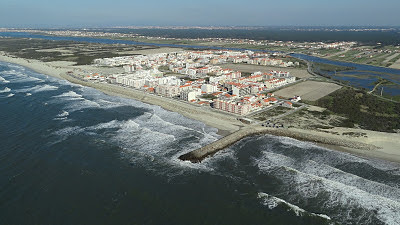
0,37,157,65
200,94,217,100
158,65,170,71
279,56,307,68
342,132,367,137
316,87,400,132
311,62,355,72
253,106,292,121
241,72,252,77
309,124,334,129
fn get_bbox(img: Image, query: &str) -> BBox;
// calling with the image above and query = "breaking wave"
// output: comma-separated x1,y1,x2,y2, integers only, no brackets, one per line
258,193,332,220
51,90,101,112
54,110,69,120
17,84,58,93
57,111,69,118
253,137,400,225
53,91,83,99
1,70,44,83
0,87,11,93
0,76,10,83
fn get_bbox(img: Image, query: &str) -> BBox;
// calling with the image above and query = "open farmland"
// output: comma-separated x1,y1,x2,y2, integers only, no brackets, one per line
390,57,400,69
274,81,342,101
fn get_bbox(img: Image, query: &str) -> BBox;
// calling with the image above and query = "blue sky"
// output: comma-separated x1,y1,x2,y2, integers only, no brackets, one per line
1,0,399,27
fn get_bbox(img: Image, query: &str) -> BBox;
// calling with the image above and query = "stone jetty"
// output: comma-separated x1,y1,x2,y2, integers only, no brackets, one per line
179,126,379,163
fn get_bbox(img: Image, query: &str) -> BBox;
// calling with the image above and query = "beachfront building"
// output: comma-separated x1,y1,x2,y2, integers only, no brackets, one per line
180,89,202,102
213,99,251,115
94,50,303,116
155,85,180,97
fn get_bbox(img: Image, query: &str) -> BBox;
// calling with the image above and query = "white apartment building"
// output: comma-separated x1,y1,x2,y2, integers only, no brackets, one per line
180,89,202,102
156,85,180,97
201,84,218,94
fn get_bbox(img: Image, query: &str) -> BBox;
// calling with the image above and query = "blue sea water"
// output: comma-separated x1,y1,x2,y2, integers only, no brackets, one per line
1,61,400,225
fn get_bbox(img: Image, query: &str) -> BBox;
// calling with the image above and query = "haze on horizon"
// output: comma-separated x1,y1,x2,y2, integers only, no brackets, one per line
1,0,399,28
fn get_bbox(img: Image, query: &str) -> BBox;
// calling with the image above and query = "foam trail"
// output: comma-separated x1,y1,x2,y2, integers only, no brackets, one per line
17,84,58,93
258,193,331,220
6,93,14,98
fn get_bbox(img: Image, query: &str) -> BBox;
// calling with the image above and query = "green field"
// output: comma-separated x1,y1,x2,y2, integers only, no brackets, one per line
0,37,158,65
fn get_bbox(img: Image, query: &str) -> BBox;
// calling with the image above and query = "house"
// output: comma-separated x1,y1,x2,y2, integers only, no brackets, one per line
282,101,293,108
291,96,301,102
266,97,278,103
201,84,218,94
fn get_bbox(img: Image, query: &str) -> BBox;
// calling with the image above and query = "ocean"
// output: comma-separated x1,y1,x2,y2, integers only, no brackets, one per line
1,61,400,225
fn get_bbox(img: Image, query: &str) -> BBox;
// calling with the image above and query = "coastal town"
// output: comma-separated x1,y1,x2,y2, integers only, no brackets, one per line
2,0,400,222
83,50,300,116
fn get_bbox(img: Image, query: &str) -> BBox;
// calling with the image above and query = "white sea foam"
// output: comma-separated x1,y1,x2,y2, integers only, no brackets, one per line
254,150,400,225
263,135,400,181
25,93,32,96
259,151,400,200
2,70,44,83
6,93,14,98
0,76,10,83
0,87,11,93
274,135,318,149
50,86,220,172
53,126,84,137
17,84,58,93
52,108,220,171
258,192,332,220
65,98,101,112
56,111,69,118
53,90,123,113
53,91,83,99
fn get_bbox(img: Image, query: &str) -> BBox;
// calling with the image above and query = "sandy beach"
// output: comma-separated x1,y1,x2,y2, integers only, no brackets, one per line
1,51,400,164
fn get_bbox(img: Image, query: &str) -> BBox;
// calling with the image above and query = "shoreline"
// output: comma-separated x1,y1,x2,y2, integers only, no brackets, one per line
179,126,379,163
1,52,400,164
0,51,244,135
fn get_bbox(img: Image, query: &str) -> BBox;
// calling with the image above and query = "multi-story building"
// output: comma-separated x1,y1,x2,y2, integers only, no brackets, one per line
155,85,180,97
201,84,218,94
180,89,202,102
213,99,251,115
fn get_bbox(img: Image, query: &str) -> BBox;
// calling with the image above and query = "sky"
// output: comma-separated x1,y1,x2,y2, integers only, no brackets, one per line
1,0,400,27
